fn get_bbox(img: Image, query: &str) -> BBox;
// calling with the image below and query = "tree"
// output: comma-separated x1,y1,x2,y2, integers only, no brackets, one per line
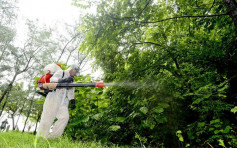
4,83,27,130
70,0,237,147
0,0,17,25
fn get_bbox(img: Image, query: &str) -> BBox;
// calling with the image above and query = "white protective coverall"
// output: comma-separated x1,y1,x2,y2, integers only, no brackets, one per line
37,67,75,138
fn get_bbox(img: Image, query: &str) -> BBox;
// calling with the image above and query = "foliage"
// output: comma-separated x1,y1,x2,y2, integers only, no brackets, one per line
68,0,237,147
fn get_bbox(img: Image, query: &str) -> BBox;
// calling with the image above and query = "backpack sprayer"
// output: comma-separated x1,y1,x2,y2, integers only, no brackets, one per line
36,82,104,97
38,82,104,90
36,63,105,96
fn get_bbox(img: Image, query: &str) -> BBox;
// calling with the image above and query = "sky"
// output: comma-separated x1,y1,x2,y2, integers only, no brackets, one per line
16,0,83,45
18,0,82,25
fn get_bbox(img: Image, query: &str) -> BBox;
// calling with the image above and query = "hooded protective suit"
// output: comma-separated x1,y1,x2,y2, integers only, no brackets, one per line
37,67,75,138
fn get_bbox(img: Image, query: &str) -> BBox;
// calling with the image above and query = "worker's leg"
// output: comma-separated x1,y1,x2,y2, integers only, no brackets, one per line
48,104,69,138
37,92,60,138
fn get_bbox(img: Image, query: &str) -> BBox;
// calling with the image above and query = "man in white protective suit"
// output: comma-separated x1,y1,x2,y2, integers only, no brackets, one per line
37,64,77,139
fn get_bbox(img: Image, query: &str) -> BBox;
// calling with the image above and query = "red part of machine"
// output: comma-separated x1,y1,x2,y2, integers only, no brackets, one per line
37,73,52,84
95,82,104,88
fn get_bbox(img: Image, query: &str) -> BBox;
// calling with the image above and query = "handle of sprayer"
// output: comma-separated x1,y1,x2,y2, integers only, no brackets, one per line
40,82,104,90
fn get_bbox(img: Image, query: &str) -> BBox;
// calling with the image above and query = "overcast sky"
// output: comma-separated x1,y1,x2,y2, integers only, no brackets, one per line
18,0,82,25
15,0,83,44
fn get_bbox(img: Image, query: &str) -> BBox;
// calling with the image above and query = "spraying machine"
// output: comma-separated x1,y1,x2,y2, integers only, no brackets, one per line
36,82,104,96
39,82,104,89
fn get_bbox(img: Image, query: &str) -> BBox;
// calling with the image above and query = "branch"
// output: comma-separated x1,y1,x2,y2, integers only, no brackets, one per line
65,46,78,65
20,56,32,73
207,0,216,14
1,6,19,9
109,13,229,24
137,0,152,17
22,50,29,62
32,46,43,56
133,41,162,46
56,34,80,63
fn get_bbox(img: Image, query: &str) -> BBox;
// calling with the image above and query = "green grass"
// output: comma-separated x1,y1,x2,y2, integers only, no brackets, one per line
0,131,125,148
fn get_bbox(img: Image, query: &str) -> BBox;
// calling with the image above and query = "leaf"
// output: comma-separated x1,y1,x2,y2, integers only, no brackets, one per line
179,136,184,142
203,93,212,99
218,139,226,148
158,103,170,108
218,94,226,98
81,115,90,122
176,130,182,134
217,83,228,92
210,119,220,124
154,107,164,114
231,106,237,114
214,124,221,128
92,113,103,120
223,126,232,133
176,130,184,142
34,77,40,81
70,115,90,126
157,116,167,123
197,122,205,128
184,93,194,96
185,144,190,147
36,100,44,104
139,107,148,114
109,125,120,131
214,130,220,134
192,98,204,105
116,117,126,123
209,128,214,131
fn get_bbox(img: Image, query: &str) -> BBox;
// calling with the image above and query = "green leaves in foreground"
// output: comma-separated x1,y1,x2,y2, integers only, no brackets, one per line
109,125,121,131
71,0,237,147
176,130,184,142
231,106,237,114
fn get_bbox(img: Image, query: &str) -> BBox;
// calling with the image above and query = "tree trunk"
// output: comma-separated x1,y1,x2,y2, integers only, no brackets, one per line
222,0,237,106
33,114,41,135
22,99,34,133
0,72,18,104
11,114,15,130
11,112,18,130
0,56,32,104
0,93,9,117
222,0,237,28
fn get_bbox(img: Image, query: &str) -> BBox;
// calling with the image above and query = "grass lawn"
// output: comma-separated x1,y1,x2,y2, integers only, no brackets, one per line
0,131,125,148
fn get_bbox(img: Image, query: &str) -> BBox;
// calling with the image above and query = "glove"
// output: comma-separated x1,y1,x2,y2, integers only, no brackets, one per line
69,99,76,110
58,76,74,83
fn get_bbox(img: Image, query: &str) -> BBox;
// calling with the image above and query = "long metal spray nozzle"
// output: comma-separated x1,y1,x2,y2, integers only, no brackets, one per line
41,82,104,90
